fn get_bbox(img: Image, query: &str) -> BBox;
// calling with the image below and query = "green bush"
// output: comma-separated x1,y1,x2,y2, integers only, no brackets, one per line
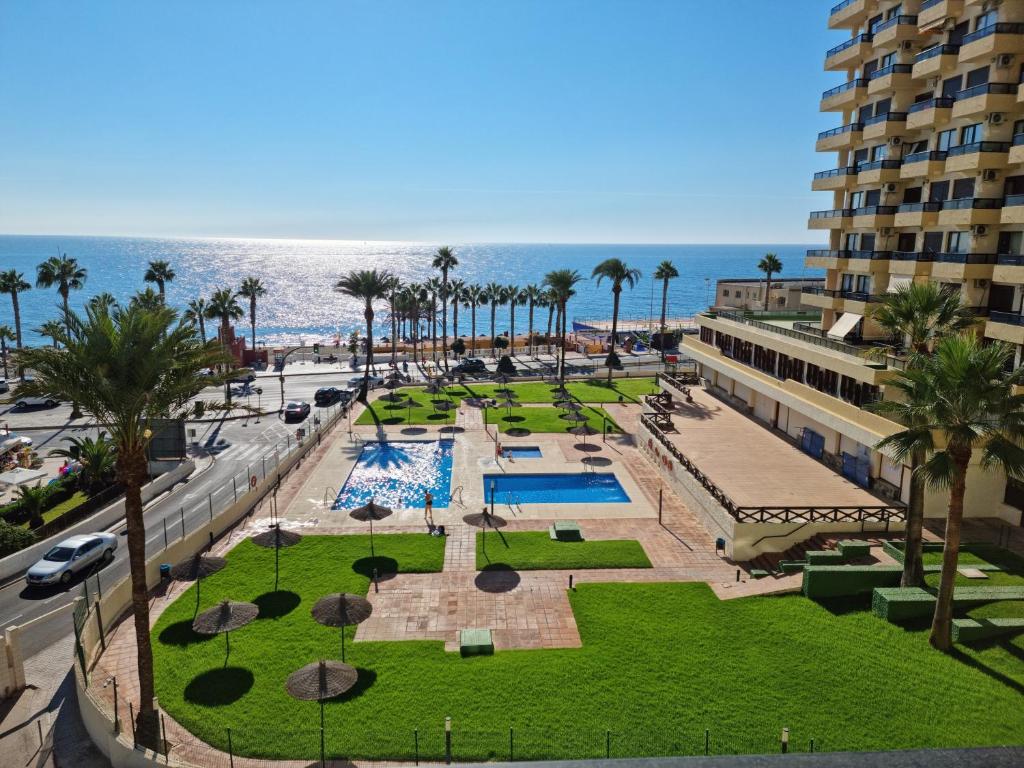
873,586,1024,622
0,519,35,557
952,617,1024,643
838,540,871,559
802,565,902,598
805,550,845,565
0,478,75,525
779,560,805,574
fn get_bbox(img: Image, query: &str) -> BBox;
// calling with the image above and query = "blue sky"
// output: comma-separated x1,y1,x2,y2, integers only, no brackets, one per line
0,0,838,243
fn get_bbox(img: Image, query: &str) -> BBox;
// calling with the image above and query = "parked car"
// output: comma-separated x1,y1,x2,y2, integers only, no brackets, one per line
314,387,343,406
15,393,59,408
25,533,118,587
228,371,256,384
0,378,8,394
284,401,311,422
453,358,487,375
347,375,384,389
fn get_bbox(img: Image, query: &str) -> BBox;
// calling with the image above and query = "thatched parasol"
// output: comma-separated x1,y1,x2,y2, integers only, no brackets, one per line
562,411,589,423
250,524,303,590
463,510,508,553
192,599,259,658
551,386,571,399
170,554,227,614
349,499,393,560
568,423,599,448
311,593,373,661
285,660,359,728
560,401,583,412
423,382,446,395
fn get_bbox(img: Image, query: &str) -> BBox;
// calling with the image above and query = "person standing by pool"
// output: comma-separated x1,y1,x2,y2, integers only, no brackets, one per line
424,489,434,525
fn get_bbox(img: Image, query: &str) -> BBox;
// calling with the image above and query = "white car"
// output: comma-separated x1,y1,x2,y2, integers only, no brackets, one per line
0,378,8,394
347,375,384,389
25,533,118,587
15,394,59,408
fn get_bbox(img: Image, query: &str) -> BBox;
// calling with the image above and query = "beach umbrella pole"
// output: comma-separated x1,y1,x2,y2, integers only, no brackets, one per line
369,519,375,560
341,627,345,662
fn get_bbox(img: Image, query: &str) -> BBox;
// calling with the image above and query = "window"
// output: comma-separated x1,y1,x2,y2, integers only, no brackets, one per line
841,274,854,292
870,144,888,161
966,66,990,89
874,97,891,116
845,233,860,249
941,75,963,98
948,20,969,46
886,4,902,20
865,189,881,207
863,59,879,78
722,289,730,297
853,147,869,165
855,275,871,293
850,191,865,208
880,51,896,69
897,232,917,251
923,231,943,254
952,177,975,199
1004,175,1024,196
861,233,876,251
909,140,928,154
937,129,956,152
902,186,922,204
947,231,969,253
929,179,950,202
868,14,884,33
1015,119,1024,137
858,104,874,123
997,231,1023,255
976,10,997,31
960,123,982,145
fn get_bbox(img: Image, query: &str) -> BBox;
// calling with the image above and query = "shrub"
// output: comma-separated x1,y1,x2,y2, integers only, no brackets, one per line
802,565,902,598
805,550,844,565
871,587,936,621
451,338,466,357
496,355,516,375
0,520,35,557
0,478,74,525
952,618,1024,643
837,540,871,559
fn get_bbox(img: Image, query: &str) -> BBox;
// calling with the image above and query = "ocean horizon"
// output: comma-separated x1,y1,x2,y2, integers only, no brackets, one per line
0,235,824,347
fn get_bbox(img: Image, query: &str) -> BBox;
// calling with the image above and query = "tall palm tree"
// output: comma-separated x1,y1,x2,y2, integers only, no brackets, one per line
432,246,459,369
424,276,443,362
448,278,466,342
0,270,30,352
205,288,244,403
757,253,783,310
384,275,403,367
38,320,64,348
592,258,642,382
18,302,226,745
143,260,176,300
88,292,119,314
544,288,557,349
869,283,977,588
238,276,268,351
543,270,583,383
873,334,1024,649
506,285,525,356
523,284,544,356
484,281,505,354
37,255,87,417
653,260,680,362
463,284,486,355
184,298,209,343
335,270,392,400
0,325,13,378
130,287,163,312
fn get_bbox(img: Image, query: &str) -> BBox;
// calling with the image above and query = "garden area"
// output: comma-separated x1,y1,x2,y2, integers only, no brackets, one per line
152,533,1024,762
476,531,651,570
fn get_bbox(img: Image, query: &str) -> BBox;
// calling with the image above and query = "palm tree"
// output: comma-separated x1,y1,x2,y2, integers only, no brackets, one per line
0,325,13,378
522,285,544,356
37,255,87,417
653,261,679,362
130,287,163,312
591,259,642,382
335,270,392,400
448,278,466,343
757,253,783,310
16,483,48,529
873,334,1024,650
143,260,176,300
88,292,119,314
49,431,117,494
424,277,443,362
205,288,244,403
38,320,64,348
543,270,583,383
869,283,977,588
544,289,557,349
0,270,30,352
432,246,459,369
384,275,403,367
238,277,268,351
463,284,486,355
484,281,505,354
184,298,209,342
18,301,226,745
506,285,525,356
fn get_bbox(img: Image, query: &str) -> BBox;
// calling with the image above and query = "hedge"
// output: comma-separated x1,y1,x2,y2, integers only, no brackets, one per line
872,586,1024,622
0,478,75,525
837,540,871,559
802,565,902,598
0,520,35,557
779,560,805,574
881,540,946,564
952,617,1024,644
805,550,845,565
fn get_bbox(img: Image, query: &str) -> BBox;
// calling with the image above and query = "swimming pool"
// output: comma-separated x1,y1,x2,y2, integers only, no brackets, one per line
503,446,542,459
333,440,454,510
483,473,630,504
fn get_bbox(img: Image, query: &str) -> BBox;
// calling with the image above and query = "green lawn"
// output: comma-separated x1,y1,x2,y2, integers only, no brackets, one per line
356,392,460,426
476,531,651,570
153,534,1024,762
19,490,89,529
486,405,618,435
920,544,1024,572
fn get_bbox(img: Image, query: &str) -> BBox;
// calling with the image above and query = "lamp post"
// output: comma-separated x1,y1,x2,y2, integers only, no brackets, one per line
490,479,495,516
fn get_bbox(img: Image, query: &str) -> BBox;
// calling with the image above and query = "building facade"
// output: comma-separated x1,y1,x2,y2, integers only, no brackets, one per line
714,278,826,312
677,0,1024,533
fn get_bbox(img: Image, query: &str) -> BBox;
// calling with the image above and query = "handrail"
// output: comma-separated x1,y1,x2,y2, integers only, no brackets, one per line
449,485,464,505
323,486,338,509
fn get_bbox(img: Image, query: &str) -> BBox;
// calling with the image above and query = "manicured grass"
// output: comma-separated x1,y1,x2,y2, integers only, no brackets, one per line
356,393,460,426
476,531,652,570
19,490,88,529
921,544,1024,572
486,405,618,435
154,535,1024,762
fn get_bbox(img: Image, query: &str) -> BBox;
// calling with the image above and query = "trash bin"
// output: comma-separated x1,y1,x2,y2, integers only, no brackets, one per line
715,538,726,553
159,563,171,579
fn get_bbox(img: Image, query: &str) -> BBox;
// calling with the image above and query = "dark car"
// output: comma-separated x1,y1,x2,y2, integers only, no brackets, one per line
314,387,343,406
284,401,311,422
453,358,487,375
229,371,256,384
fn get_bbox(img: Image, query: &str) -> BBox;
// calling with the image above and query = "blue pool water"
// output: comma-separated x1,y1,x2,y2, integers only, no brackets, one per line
503,446,542,459
483,473,630,504
333,440,454,510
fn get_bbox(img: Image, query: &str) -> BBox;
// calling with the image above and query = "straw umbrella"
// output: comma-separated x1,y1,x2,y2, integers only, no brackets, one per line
562,410,588,424
463,510,508,555
170,554,227,615
311,593,373,662
496,398,517,420
560,401,583,412
285,660,358,729
568,423,599,449
348,499,393,560
433,398,456,424
379,379,405,403
250,524,303,590
192,600,259,662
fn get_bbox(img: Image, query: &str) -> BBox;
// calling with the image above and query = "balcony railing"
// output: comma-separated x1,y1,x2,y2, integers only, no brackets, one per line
897,202,942,213
869,63,913,80
822,79,869,99
891,250,932,261
933,252,998,264
903,150,947,164
997,253,1024,266
920,0,943,10
1014,132,1024,146
806,249,852,259
955,82,1017,101
813,166,857,180
873,15,918,33
941,197,1003,210
826,34,873,59
838,290,886,303
809,208,853,219
990,310,1024,326
818,122,863,140
863,111,907,126
914,43,960,62
830,0,859,14
857,159,901,172
1006,194,1024,207
908,96,954,113
946,140,1011,157
852,205,897,216
848,250,891,260
961,22,1024,47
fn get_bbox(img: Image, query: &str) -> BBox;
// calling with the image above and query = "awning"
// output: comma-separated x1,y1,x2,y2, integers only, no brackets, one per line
827,312,863,339
0,467,48,487
887,277,913,294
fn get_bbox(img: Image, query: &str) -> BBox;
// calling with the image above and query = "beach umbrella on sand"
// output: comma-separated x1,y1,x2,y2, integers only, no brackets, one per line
250,524,303,590
463,510,508,554
568,423,599,448
286,660,359,729
170,554,227,614
192,600,259,661
348,499,393,560
311,593,373,662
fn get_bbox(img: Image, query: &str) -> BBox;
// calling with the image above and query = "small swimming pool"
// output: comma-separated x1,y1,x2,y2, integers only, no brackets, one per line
503,446,542,459
483,473,630,504
333,440,454,510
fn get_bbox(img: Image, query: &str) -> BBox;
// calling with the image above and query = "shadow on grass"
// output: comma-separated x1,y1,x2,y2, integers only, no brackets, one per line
184,667,255,706
327,667,378,703
158,619,215,648
949,647,1024,696
352,556,399,579
475,564,520,593
814,596,872,617
254,590,301,620
506,427,531,437
501,415,526,424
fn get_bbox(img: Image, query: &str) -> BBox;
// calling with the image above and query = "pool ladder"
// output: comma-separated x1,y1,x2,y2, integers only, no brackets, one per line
449,485,465,506
505,492,523,516
323,486,338,509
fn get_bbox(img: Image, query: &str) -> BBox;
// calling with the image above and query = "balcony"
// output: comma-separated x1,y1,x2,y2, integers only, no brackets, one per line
912,43,960,79
821,78,869,111
812,166,858,192
959,23,1024,64
837,290,886,313
805,249,851,269
1002,193,1024,225
862,111,907,140
851,204,896,228
1009,132,1024,165
825,33,874,71
945,141,1011,173
938,197,1003,226
895,201,941,227
900,149,947,179
801,286,842,311
994,253,1024,282
857,158,901,184
816,122,863,152
808,208,853,230
868,63,913,95
829,0,875,30
986,311,1024,345
952,82,1017,119
918,0,964,33
847,250,892,270
931,252,999,280
890,250,935,276
906,96,954,130
872,15,919,48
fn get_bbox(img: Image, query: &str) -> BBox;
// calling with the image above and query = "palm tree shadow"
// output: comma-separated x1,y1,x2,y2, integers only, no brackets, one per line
253,590,301,619
158,619,216,647
949,647,1024,696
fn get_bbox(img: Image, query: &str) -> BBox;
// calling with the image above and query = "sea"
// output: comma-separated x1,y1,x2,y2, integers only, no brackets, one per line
0,236,822,347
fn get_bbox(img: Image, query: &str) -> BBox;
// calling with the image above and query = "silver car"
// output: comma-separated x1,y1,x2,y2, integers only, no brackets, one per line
25,532,117,587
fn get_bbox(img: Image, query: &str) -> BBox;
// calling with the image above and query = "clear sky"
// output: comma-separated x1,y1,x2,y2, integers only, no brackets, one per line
0,0,838,244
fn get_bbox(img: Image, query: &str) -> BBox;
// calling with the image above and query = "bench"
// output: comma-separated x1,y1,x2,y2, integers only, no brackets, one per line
805,550,845,565
952,617,1024,643
459,628,494,656
872,586,1024,622
549,521,584,542
802,565,902,599
837,540,871,559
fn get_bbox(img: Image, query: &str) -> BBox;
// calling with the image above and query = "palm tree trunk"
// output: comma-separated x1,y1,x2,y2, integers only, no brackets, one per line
546,304,554,352
608,286,621,383
763,270,773,310
198,315,206,343
62,289,84,418
659,279,669,363
221,318,232,404
471,306,477,355
249,298,257,351
390,300,398,367
361,305,374,401
441,272,449,370
509,302,516,357
901,449,926,588
452,301,459,348
430,297,437,362
1,337,7,378
528,301,535,356
489,304,497,358
12,292,22,349
929,450,970,650
559,301,568,383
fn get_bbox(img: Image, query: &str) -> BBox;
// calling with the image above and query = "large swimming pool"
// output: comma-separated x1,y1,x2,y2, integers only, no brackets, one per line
483,473,630,505
333,440,454,510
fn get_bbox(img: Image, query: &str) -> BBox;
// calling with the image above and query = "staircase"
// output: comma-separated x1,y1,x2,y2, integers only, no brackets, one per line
748,531,903,574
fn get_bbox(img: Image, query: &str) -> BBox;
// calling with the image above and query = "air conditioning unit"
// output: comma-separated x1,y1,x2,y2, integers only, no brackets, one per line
975,279,989,288
928,76,940,88
885,182,898,192
879,227,894,237
901,40,914,51
889,137,902,146
989,112,1005,125
973,224,989,236
982,169,999,182
996,53,1014,68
